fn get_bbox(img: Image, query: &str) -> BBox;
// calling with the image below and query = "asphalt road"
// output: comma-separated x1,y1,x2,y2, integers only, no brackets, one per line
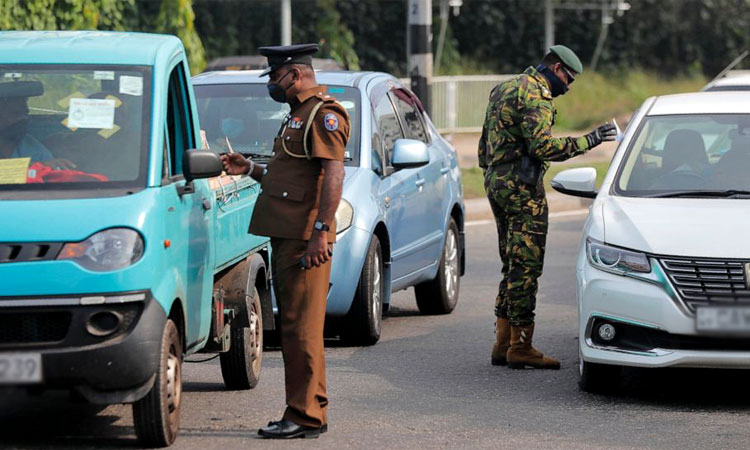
3,214,750,449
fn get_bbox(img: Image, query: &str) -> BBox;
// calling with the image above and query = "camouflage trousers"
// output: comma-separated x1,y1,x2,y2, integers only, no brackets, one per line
484,163,548,326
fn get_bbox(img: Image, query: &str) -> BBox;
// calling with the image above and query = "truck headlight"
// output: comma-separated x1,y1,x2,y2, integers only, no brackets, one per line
586,238,650,274
57,228,144,271
335,199,354,234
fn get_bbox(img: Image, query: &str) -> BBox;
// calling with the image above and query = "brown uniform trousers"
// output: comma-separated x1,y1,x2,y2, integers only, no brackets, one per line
271,238,331,427
249,85,349,428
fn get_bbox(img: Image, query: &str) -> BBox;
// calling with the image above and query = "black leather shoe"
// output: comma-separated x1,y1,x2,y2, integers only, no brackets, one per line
258,419,324,439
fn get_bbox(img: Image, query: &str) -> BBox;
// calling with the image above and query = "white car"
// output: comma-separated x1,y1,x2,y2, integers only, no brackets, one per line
552,91,750,393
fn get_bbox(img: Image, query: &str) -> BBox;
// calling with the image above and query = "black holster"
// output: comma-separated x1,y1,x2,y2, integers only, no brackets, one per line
518,155,542,186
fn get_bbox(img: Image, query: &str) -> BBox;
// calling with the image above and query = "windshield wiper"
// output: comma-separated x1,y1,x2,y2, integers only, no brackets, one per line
647,189,750,198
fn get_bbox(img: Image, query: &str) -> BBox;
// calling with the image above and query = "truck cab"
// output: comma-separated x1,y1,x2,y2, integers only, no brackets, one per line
0,31,271,446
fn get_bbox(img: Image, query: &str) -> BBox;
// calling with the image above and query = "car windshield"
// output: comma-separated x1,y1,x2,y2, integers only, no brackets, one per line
614,114,750,197
0,65,151,192
194,83,360,166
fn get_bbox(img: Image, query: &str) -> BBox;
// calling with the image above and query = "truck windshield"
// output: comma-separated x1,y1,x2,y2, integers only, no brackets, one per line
0,65,151,192
614,114,750,197
194,83,360,165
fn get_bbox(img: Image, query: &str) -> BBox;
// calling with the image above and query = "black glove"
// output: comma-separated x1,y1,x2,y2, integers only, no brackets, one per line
585,123,617,148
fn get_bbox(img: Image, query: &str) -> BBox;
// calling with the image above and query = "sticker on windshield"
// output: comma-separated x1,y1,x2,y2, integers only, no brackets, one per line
119,75,143,96
3,73,22,79
68,98,115,129
94,71,115,81
0,157,31,184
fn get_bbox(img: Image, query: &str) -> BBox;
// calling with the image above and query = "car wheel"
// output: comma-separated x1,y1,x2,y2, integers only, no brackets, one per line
341,235,383,346
415,218,460,315
133,318,182,447
578,347,620,394
220,286,263,390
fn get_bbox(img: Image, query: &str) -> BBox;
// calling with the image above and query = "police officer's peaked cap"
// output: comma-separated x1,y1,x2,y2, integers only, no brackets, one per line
258,43,319,77
0,81,43,99
550,45,583,74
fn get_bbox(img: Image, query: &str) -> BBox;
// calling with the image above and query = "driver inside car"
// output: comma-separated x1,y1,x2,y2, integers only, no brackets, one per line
0,81,75,170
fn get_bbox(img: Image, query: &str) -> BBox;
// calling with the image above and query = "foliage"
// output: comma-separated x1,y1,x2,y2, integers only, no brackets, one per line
0,0,133,30
153,0,206,74
553,69,707,130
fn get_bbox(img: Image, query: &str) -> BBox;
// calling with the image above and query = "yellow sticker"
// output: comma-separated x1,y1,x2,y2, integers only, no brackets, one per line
61,117,78,131
57,91,85,109
105,94,122,108
0,157,31,184
97,124,120,139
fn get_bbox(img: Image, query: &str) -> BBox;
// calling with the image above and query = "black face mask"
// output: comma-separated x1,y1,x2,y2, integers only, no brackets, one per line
536,64,568,97
267,70,294,103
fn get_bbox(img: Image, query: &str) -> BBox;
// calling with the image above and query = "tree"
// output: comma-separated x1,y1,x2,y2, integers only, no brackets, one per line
0,0,133,31
154,0,206,74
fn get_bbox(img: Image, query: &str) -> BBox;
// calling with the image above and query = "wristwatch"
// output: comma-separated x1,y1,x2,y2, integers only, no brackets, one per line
313,220,330,232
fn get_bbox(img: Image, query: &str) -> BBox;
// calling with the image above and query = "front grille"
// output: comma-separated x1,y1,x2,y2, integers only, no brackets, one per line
659,257,750,311
0,242,63,263
0,311,72,344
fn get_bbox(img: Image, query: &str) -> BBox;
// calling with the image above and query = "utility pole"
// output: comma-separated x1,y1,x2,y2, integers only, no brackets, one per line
544,0,554,54
281,0,291,46
407,0,432,112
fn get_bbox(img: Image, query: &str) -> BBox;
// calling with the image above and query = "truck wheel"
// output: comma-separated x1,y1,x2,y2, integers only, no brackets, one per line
133,318,182,447
341,235,383,346
415,219,460,315
578,348,620,394
220,286,263,390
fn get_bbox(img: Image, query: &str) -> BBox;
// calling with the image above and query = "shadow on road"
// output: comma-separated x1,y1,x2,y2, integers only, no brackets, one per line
0,389,138,448
584,367,750,410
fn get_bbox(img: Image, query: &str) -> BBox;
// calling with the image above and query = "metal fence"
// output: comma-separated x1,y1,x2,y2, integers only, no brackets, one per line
402,75,514,134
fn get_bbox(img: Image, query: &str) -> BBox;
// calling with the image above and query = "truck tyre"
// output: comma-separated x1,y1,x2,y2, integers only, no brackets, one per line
415,219,460,315
220,286,263,390
341,235,383,346
133,318,182,447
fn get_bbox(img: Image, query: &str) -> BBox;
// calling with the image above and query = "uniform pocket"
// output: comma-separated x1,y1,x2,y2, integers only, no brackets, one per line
265,179,305,202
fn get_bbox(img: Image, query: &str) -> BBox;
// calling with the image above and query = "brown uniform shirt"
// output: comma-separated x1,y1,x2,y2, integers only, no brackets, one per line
249,85,350,242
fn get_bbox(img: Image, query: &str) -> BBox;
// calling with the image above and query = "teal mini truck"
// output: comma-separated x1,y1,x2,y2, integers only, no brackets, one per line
0,31,273,446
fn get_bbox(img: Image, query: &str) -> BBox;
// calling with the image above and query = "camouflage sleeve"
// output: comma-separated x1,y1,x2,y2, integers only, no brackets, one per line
478,121,488,170
519,88,590,162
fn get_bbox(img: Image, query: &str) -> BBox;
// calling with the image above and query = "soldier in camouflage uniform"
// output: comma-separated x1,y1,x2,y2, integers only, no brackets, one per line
479,45,616,369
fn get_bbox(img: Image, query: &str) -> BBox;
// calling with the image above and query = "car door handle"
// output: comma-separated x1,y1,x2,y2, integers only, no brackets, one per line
440,166,450,175
202,198,212,211
415,178,426,188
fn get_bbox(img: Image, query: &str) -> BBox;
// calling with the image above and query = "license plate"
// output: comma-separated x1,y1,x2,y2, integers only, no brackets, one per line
0,353,42,384
696,306,750,334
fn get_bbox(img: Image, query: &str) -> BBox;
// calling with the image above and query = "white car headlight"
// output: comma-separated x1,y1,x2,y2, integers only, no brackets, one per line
335,199,354,234
586,238,650,275
57,228,144,271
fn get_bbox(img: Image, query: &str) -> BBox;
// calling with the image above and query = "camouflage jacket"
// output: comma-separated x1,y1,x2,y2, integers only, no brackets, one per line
478,66,590,171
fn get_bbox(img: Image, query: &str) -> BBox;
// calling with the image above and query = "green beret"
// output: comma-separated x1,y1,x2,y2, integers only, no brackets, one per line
550,45,583,74
0,81,44,99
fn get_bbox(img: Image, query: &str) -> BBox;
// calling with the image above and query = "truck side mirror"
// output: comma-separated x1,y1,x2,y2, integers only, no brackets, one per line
178,150,223,196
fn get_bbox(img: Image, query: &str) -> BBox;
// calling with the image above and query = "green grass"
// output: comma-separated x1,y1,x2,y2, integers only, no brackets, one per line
461,160,612,199
553,70,707,130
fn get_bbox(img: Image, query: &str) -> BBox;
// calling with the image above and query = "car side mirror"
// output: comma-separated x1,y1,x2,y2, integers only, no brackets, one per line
392,139,429,170
178,150,223,196
550,167,598,198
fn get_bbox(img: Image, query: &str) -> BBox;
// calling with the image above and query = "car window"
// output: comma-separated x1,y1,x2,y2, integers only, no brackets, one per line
372,92,403,166
615,114,750,195
166,63,194,176
390,89,428,143
194,83,360,166
0,64,151,192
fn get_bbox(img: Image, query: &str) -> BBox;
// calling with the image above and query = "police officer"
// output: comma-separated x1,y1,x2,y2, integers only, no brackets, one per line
479,45,616,370
220,43,349,438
